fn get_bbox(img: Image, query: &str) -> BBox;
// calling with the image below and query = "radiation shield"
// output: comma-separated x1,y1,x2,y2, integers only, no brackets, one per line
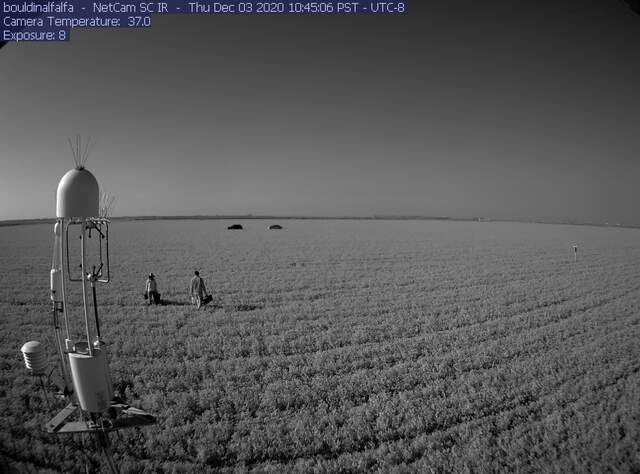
21,341,47,374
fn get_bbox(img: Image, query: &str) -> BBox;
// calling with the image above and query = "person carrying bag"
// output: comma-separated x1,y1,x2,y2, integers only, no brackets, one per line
190,270,211,308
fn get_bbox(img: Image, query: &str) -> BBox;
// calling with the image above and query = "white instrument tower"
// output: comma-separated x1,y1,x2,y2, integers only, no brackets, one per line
22,142,155,474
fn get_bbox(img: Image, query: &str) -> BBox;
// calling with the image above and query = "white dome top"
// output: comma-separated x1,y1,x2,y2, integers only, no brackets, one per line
21,340,43,354
56,168,99,218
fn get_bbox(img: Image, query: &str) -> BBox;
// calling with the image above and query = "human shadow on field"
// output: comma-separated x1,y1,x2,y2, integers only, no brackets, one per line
217,303,264,312
158,300,192,307
235,303,262,312
204,303,225,311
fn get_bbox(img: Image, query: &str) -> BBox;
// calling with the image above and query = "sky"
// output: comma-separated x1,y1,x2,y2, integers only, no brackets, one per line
1,1,640,224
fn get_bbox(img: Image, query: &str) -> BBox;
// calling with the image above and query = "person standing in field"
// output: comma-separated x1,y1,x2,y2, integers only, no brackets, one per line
145,273,158,305
190,270,208,308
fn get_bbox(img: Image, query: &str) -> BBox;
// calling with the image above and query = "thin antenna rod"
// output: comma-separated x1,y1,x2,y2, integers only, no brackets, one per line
67,137,75,164
83,138,95,167
100,191,116,218
83,137,89,164
68,135,93,169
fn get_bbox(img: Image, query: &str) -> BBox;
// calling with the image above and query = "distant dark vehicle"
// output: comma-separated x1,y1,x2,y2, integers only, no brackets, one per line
268,224,283,230
227,224,243,230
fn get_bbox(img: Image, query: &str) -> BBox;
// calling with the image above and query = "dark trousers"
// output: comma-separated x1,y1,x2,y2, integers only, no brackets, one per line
147,291,158,304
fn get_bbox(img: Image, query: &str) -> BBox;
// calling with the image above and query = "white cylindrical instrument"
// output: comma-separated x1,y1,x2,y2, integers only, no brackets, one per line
52,221,61,265
51,222,64,302
68,349,113,412
50,269,63,302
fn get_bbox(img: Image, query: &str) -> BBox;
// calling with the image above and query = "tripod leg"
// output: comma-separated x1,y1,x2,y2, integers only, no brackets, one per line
97,431,119,474
38,375,51,409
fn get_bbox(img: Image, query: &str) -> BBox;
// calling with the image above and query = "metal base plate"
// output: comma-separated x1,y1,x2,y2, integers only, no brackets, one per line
46,402,155,434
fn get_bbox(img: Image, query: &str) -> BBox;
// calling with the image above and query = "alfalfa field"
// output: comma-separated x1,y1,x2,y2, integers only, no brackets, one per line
1,219,639,473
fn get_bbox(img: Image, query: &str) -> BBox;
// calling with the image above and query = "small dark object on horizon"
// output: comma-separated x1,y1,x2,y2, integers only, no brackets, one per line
227,224,243,230
268,224,283,230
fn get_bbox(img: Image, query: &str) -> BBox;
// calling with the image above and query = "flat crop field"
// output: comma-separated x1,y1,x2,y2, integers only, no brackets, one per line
1,219,639,473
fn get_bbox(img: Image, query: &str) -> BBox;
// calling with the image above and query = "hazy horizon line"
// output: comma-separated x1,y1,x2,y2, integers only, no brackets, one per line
1,214,637,230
